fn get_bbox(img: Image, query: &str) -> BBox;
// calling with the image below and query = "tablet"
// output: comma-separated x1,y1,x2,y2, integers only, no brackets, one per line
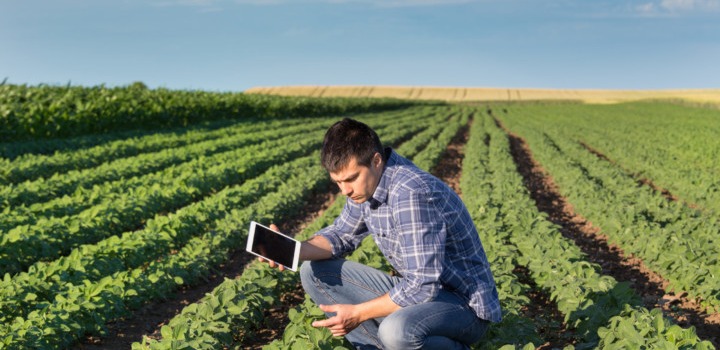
246,221,301,271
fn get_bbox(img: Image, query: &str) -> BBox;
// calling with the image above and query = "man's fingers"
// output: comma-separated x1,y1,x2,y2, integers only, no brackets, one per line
329,323,347,337
312,305,341,328
313,304,340,328
258,257,286,271
312,317,336,328
312,307,351,337
318,304,336,312
270,223,280,231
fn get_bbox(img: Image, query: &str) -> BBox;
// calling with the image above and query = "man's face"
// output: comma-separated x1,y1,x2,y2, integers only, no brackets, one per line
329,153,384,204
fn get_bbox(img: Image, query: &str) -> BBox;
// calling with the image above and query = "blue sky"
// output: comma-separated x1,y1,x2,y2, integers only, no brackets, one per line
2,0,719,92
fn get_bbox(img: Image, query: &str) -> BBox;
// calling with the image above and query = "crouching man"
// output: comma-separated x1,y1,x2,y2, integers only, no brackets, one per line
264,118,501,349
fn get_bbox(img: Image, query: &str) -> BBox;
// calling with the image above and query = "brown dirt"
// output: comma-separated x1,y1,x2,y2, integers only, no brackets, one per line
493,116,720,348
430,115,470,196
73,184,339,350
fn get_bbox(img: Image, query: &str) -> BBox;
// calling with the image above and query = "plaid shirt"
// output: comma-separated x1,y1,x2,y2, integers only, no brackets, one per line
316,148,502,322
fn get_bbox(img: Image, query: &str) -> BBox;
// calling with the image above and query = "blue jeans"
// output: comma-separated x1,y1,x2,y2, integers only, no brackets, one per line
300,259,490,350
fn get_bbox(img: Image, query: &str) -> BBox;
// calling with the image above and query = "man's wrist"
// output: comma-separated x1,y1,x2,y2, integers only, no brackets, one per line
300,235,334,261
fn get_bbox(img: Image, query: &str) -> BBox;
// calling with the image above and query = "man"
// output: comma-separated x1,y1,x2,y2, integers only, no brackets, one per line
263,118,501,349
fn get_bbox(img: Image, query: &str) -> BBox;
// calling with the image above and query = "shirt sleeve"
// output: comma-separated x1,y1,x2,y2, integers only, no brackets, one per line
315,197,370,258
388,189,446,307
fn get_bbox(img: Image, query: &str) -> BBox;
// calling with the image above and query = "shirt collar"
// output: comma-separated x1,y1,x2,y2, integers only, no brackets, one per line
368,147,395,210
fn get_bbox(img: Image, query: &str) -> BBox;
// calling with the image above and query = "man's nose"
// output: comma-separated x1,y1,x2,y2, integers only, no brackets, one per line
339,182,352,195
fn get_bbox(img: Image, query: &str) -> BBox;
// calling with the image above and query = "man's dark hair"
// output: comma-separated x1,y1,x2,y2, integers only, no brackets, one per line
321,118,383,173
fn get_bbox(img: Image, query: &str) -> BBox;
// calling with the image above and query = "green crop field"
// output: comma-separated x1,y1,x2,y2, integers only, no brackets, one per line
0,83,718,349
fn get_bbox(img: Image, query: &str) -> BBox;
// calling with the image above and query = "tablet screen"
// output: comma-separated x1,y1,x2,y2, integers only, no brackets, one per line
247,222,300,271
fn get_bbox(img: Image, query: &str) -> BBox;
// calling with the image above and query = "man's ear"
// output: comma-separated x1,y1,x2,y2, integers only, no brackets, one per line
373,152,383,168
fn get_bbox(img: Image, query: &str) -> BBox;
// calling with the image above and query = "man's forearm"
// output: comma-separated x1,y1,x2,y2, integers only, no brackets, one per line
357,293,401,321
300,235,334,261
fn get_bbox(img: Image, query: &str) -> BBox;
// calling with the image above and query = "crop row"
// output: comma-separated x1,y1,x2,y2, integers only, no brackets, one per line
0,117,241,160
0,82,416,142
0,153,317,326
1,105,436,186
504,102,720,215
412,109,469,171
475,111,713,348
0,108,452,349
0,146,333,349
132,107,471,349
0,116,308,185
0,111,443,325
497,105,720,315
460,114,545,349
0,117,333,208
1,107,437,229
1,109,441,274
0,132,324,274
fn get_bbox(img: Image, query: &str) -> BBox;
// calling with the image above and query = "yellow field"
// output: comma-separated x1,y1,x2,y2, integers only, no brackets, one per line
245,86,720,104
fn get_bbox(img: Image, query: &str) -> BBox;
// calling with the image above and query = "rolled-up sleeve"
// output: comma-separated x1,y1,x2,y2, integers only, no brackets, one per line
315,197,370,258
388,189,446,307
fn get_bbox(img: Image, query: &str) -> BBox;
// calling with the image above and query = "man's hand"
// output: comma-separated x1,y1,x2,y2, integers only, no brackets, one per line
312,304,362,337
257,224,285,271
311,294,400,337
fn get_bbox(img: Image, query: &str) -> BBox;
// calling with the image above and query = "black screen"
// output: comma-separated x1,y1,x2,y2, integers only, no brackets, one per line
250,224,297,268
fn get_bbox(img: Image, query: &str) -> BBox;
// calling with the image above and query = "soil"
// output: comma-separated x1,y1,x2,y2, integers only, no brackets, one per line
430,116,469,196
72,183,339,350
494,116,720,348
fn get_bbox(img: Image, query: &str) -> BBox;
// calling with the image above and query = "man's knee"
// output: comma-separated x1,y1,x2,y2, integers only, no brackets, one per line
377,311,421,349
299,259,341,293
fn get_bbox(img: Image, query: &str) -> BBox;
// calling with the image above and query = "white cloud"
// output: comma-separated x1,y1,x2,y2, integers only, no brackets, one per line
660,0,720,11
635,2,658,14
635,0,719,15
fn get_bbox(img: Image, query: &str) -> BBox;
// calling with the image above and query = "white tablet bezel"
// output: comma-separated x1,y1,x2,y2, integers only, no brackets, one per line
246,221,301,271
